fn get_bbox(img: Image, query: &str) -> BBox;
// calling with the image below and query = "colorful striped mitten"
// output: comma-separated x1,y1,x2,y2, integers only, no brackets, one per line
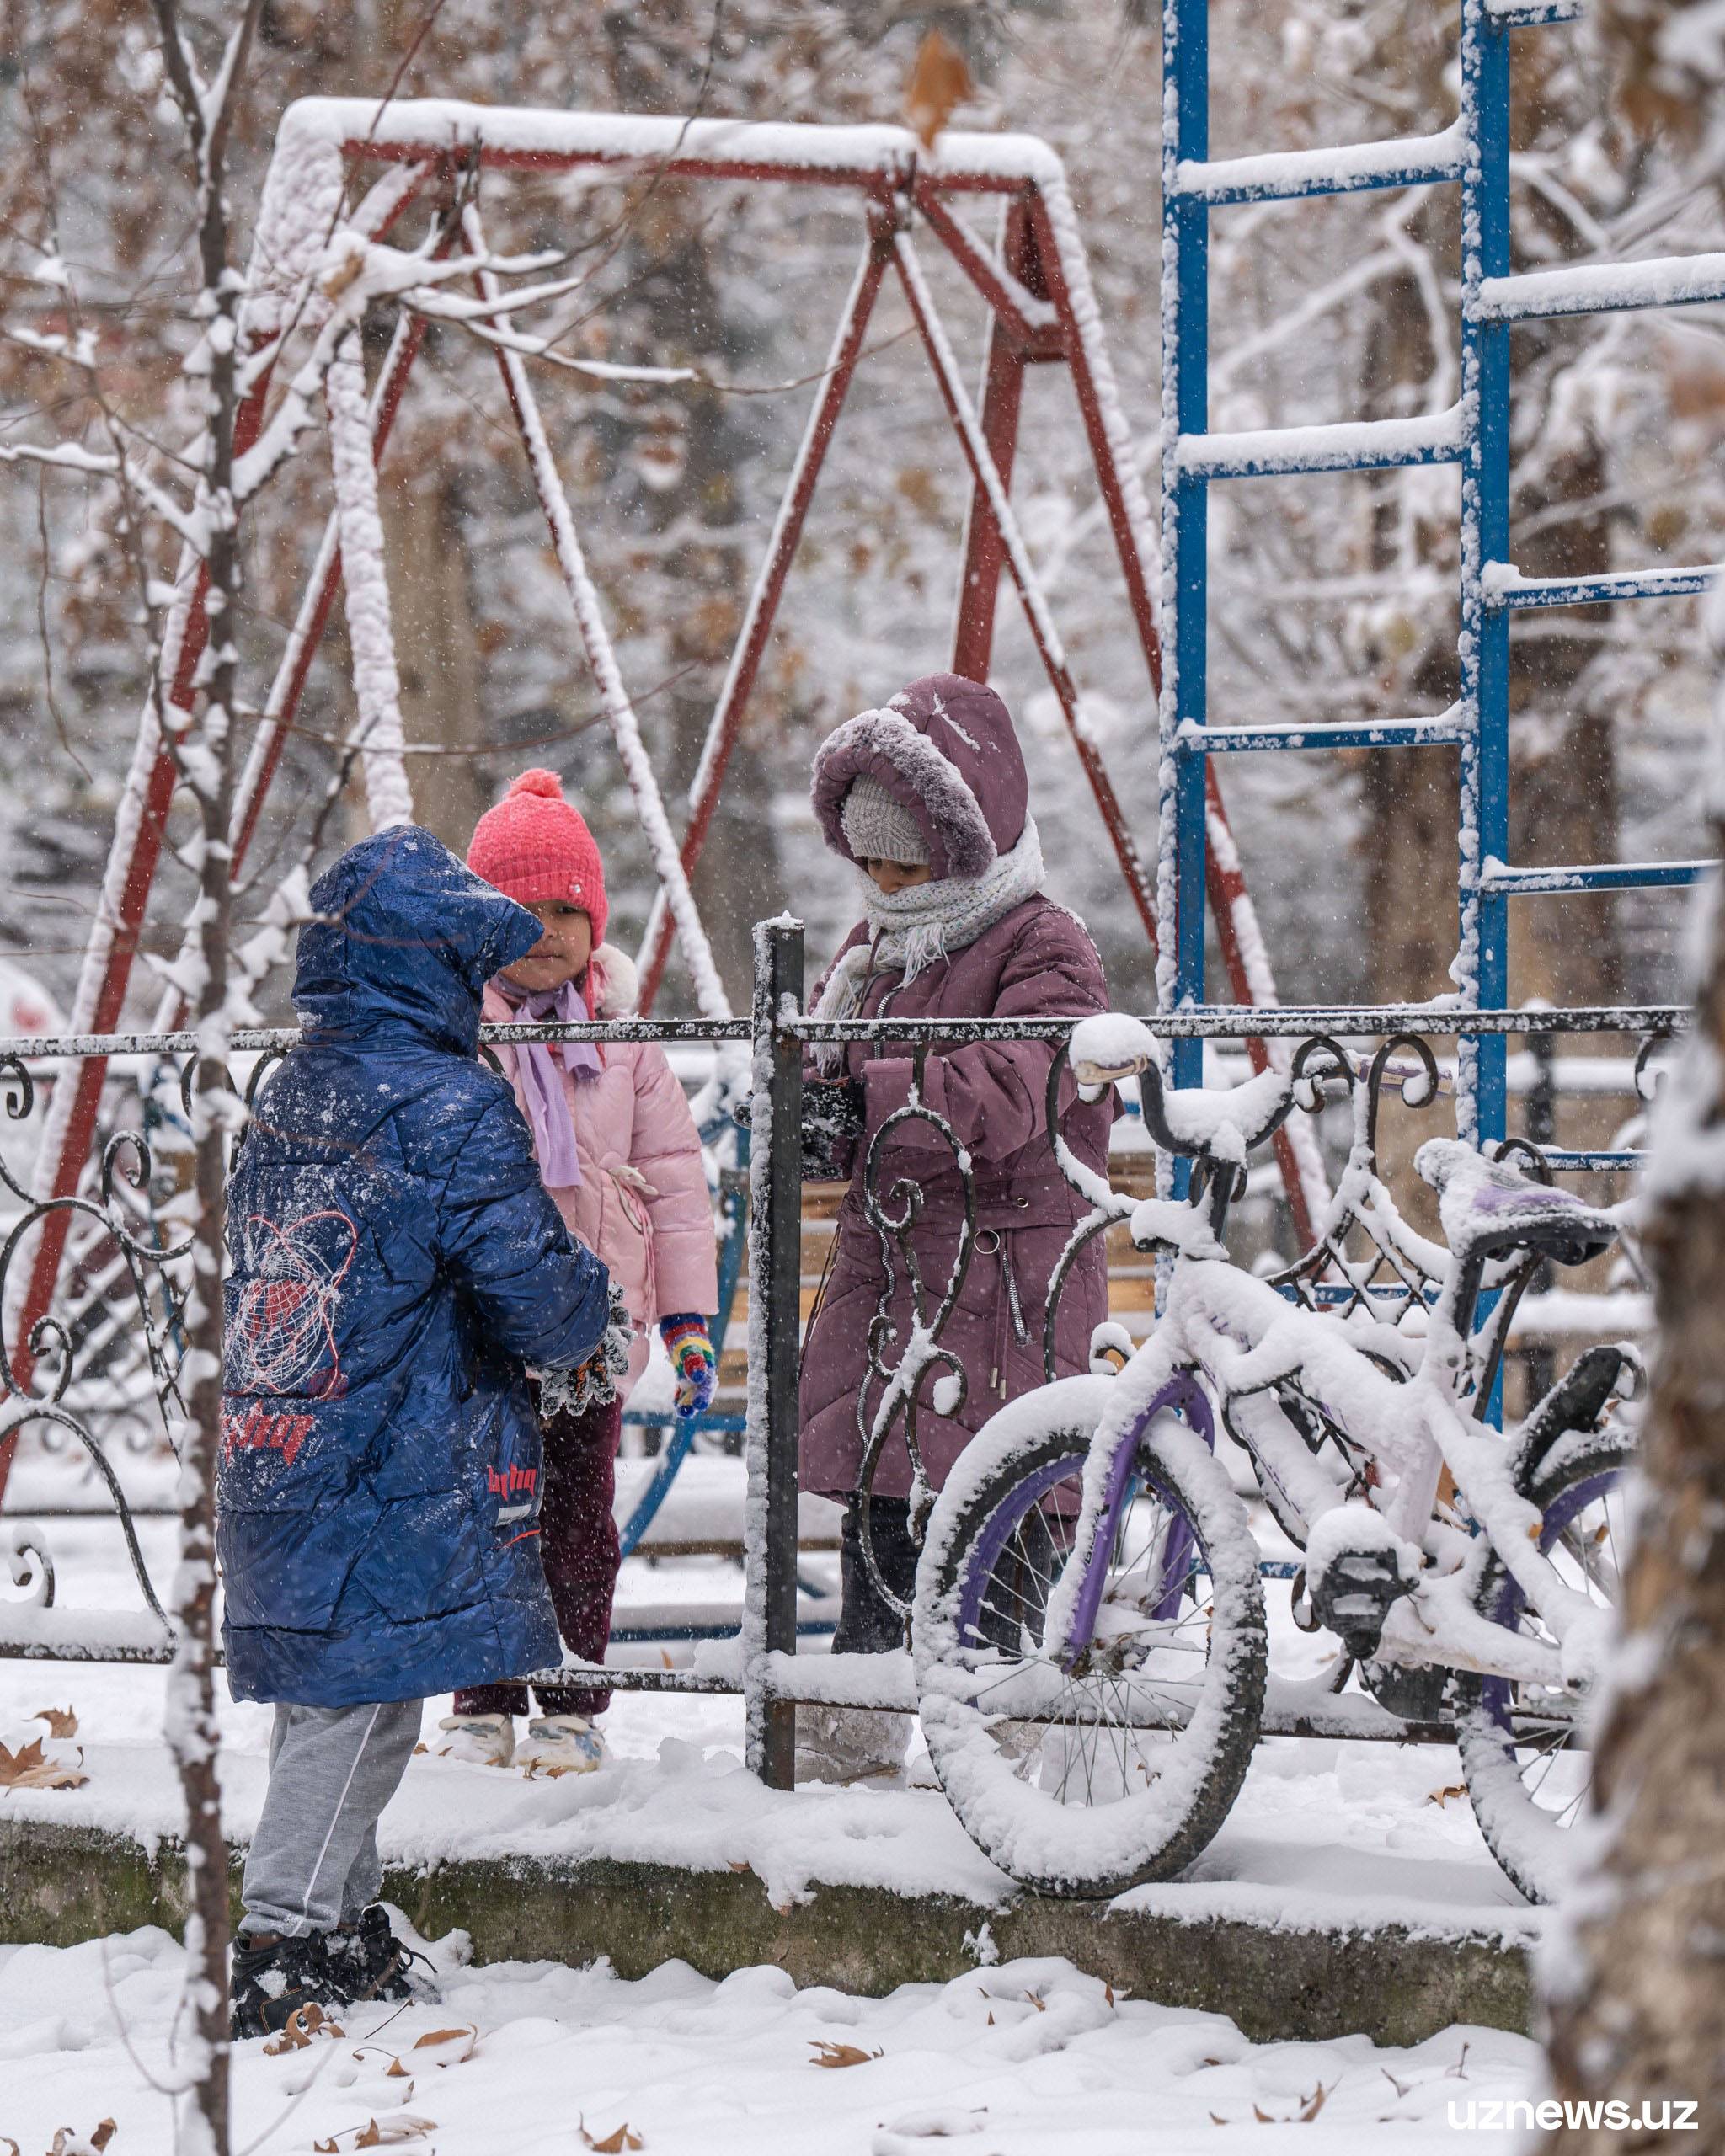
660,1315,717,1421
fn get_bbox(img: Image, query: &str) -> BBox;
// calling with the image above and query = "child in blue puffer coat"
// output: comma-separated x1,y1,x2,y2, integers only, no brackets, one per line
218,825,615,2040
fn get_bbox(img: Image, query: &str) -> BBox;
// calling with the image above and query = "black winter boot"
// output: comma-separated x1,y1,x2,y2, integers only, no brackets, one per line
229,1930,346,2041
326,1903,435,2004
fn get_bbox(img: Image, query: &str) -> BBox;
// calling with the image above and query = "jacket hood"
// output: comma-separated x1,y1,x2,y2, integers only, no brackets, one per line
296,825,544,1055
811,673,1028,879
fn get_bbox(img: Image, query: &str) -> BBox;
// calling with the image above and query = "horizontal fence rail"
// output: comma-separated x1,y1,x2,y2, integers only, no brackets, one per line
0,921,1680,1787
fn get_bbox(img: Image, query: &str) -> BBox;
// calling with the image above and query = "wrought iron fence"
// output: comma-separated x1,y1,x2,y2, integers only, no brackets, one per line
0,920,1685,1786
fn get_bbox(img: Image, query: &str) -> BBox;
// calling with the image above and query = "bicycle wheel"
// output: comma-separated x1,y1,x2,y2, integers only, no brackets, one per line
1453,1429,1632,1903
912,1376,1266,1898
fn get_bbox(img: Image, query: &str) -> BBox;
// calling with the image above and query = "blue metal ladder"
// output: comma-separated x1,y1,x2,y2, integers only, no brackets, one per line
1159,0,1725,1166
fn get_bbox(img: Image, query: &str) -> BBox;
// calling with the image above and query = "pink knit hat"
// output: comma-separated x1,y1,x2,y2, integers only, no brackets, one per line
466,770,609,945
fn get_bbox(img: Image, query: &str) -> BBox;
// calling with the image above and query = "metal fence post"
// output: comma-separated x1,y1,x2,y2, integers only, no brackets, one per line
744,917,804,1786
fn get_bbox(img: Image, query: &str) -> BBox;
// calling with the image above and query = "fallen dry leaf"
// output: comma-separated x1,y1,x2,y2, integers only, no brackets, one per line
1426,1783,1467,1808
350,2117,436,2148
811,2040,882,2068
903,27,975,149
1023,1992,1045,2013
410,1743,428,1756
0,1736,87,1791
387,2027,475,2076
579,2122,644,2153
1299,2084,1330,2122
263,2001,343,2055
47,2130,115,2156
32,1707,77,1739
726,1860,751,1875
1103,1983,1114,2009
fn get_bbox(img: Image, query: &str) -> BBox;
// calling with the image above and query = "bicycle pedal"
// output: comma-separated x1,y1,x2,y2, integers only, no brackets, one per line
1362,1658,1452,1726
1311,1546,1418,1662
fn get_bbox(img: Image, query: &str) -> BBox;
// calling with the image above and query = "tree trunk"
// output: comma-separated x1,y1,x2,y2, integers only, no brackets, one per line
1539,796,1725,2141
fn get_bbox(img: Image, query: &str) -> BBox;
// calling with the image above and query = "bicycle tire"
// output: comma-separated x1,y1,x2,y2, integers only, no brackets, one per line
1453,1428,1632,1904
912,1376,1266,1898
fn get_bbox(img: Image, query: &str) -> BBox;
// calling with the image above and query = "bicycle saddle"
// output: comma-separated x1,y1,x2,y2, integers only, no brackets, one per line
1414,1139,1618,1267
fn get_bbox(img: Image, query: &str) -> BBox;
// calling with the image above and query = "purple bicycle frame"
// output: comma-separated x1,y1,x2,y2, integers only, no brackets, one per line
1060,1372,1215,1665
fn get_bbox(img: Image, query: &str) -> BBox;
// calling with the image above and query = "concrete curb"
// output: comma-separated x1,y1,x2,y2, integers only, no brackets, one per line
0,1820,1532,2047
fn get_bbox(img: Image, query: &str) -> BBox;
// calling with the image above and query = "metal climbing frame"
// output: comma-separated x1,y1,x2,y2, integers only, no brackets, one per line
3,99,1326,1504
1159,0,1725,1150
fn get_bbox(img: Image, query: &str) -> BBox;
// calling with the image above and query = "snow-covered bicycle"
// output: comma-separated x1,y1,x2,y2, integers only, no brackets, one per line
910,1016,1637,1904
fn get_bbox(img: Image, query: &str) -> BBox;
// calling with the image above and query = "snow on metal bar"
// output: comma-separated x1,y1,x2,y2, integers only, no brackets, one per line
0,1017,753,1063
0,1004,1688,1070
1481,857,1716,896
1175,709,1468,754
1482,559,1722,609
278,95,1064,194
1175,401,1469,479
1474,252,1725,322
325,332,415,830
1173,120,1466,205
1486,0,1583,24
1539,1149,1647,1171
789,1005,1690,1042
0,1607,174,1662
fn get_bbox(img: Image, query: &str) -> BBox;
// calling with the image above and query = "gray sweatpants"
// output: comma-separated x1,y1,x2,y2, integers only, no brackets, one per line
240,1699,424,1938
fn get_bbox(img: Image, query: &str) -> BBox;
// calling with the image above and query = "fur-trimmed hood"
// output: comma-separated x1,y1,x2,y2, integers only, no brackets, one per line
585,942,638,1018
811,673,1028,880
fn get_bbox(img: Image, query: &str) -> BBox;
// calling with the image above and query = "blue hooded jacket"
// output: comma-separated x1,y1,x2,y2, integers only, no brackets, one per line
218,825,611,1708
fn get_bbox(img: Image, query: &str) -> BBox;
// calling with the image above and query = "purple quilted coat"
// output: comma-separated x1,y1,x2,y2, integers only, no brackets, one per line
798,675,1114,1503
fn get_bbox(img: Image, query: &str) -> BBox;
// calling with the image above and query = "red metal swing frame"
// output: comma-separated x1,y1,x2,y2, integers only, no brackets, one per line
2,103,1313,1501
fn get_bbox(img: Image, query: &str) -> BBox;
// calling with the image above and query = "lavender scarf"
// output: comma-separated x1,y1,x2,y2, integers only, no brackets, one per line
496,975,601,1188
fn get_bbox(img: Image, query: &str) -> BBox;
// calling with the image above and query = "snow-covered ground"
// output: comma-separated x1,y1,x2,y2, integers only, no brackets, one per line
0,1642,1539,1942
0,1507,1541,1933
3,1492,1546,2148
1,1925,1540,2154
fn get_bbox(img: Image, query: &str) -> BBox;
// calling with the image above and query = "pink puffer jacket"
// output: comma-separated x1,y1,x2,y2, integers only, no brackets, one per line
481,944,718,1398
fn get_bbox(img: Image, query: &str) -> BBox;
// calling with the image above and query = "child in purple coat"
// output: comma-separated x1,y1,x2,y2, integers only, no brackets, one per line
796,675,1113,1783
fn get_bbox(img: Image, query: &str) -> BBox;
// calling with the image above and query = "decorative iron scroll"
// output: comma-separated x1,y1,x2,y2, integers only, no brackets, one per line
0,1051,193,1633
852,1044,975,1622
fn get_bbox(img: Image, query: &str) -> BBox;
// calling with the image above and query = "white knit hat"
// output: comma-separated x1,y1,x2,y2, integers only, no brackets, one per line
841,774,932,867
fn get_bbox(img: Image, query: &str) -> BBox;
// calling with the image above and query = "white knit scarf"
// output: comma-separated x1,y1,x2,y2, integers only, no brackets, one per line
811,818,1044,1076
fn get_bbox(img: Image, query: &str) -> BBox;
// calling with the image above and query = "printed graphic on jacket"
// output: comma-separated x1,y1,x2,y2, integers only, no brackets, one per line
227,1207,357,1401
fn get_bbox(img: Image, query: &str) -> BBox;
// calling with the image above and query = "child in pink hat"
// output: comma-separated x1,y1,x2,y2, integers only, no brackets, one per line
434,770,719,1774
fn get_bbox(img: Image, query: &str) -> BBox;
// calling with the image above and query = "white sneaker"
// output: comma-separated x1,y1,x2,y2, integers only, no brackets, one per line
432,1714,515,1767
515,1716,607,1776
795,1706,911,1785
